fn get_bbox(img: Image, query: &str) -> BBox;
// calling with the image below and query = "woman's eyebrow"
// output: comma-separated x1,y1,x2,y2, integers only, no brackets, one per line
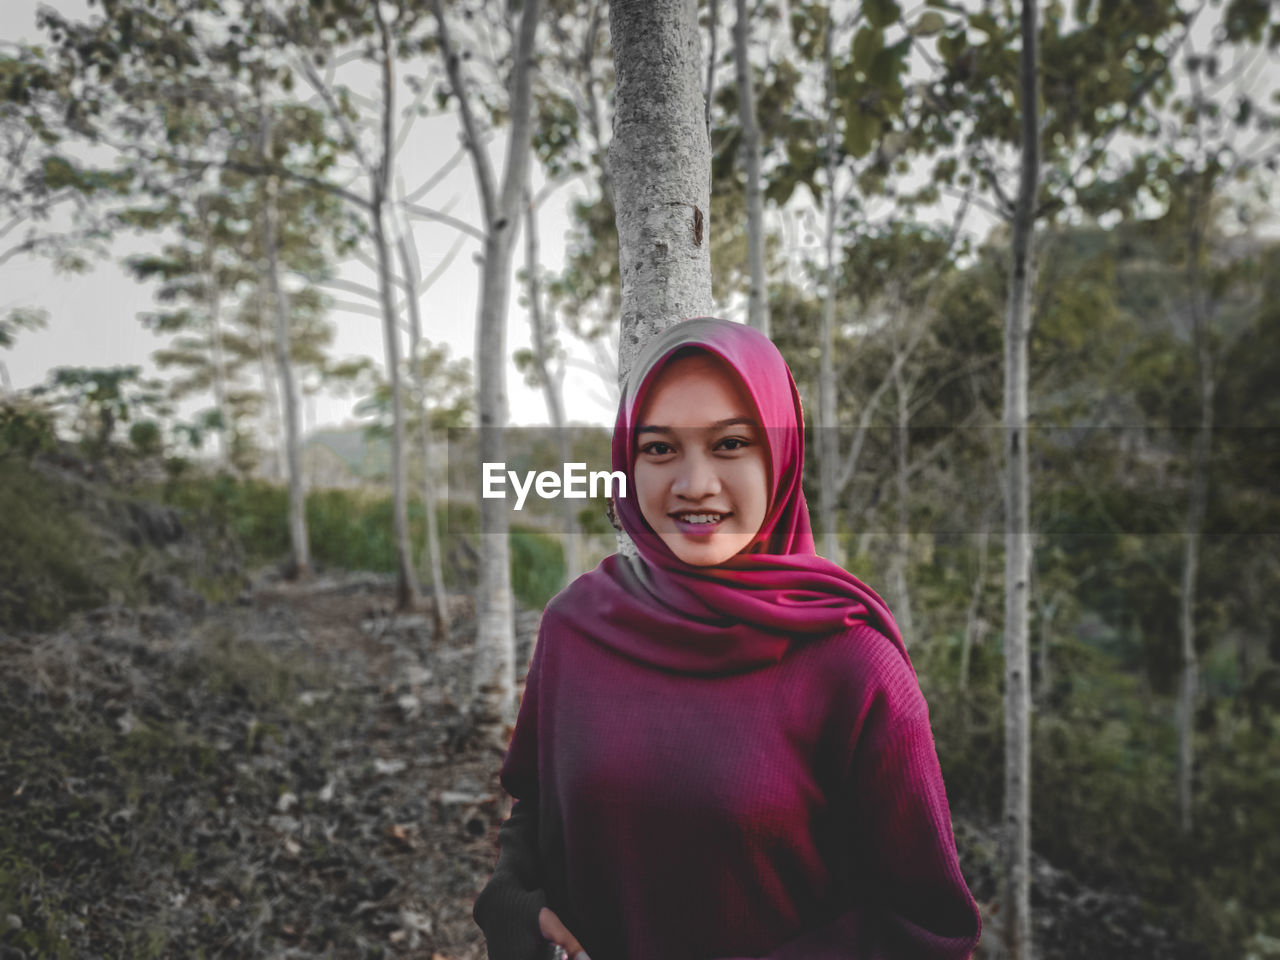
636,417,759,433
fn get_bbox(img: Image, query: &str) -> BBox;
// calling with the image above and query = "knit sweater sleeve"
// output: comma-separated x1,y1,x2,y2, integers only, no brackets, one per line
472,629,550,960
732,647,981,960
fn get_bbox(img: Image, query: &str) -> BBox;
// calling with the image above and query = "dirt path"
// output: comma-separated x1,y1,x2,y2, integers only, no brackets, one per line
1,572,540,960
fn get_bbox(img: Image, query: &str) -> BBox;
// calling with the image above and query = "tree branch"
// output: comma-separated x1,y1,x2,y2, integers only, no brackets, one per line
402,201,486,241
432,0,498,225
403,146,466,205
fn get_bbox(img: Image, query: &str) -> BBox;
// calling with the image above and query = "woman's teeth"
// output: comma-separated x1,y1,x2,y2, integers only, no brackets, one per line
680,514,723,524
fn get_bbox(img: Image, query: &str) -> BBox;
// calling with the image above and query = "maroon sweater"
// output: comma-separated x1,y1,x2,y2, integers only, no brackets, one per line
473,594,981,960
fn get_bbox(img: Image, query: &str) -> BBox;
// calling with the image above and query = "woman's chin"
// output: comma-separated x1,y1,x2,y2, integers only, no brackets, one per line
659,531,753,566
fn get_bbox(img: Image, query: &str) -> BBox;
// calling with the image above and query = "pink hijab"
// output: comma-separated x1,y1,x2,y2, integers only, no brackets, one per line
560,317,909,675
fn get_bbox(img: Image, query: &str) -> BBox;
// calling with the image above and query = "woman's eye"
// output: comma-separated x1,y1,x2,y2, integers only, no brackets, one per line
718,437,751,452
641,441,674,456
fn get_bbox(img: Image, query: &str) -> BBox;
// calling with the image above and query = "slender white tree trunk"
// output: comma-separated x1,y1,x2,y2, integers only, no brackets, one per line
260,102,310,579
525,188,581,582
1002,1,1039,956
198,199,231,469
372,6,421,611
733,0,768,337
253,298,283,481
395,227,450,641
610,0,713,383
434,0,541,734
1178,180,1213,835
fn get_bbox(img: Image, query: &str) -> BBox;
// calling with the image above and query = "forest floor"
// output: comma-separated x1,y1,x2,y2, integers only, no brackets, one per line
1,569,1199,960
1,564,544,960
0,455,1200,959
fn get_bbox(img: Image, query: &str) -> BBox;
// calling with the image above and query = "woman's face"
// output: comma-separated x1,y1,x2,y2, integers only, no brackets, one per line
633,352,770,566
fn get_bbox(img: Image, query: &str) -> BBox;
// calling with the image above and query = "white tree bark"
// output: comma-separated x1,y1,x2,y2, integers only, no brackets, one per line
198,197,231,469
260,101,310,579
373,4,422,611
1178,179,1213,835
610,0,713,384
733,0,769,337
1002,1,1039,956
434,0,541,734
525,187,581,582
395,224,451,642
253,293,283,481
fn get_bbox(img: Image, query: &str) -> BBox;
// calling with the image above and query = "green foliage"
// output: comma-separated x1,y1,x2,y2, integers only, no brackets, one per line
509,528,567,611
163,475,564,609
32,365,170,457
0,397,57,461
128,419,164,457
0,307,48,349
0,459,128,631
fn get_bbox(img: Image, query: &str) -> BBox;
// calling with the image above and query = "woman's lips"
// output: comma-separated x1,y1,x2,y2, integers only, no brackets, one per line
670,512,731,536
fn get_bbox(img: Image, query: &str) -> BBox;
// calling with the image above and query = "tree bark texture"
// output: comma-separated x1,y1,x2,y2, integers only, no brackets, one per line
610,0,713,385
260,104,310,579
733,0,769,337
1002,1,1039,956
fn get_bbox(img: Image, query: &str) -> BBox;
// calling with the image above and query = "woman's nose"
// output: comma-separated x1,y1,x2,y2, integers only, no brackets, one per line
673,453,722,499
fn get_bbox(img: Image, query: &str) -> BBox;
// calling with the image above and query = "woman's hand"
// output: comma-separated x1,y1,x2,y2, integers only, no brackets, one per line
538,907,591,960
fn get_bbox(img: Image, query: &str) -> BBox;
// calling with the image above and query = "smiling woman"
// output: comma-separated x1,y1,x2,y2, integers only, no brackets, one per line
473,318,981,960
633,349,769,566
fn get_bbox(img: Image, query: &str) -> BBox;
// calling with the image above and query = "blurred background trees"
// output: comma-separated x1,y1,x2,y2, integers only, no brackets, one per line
2,0,1280,955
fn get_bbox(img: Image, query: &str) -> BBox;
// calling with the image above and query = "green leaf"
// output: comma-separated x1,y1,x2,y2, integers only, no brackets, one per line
870,37,910,87
912,11,947,36
851,26,884,70
969,11,999,37
864,0,902,29
843,108,875,158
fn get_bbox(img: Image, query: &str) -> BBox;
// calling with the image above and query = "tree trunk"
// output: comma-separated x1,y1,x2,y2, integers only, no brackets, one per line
1002,1,1039,956
254,286,283,481
1178,177,1214,835
373,5,421,611
434,0,541,734
889,348,913,642
960,528,989,691
610,0,713,383
373,204,421,610
817,21,840,564
733,0,768,337
260,102,310,580
395,227,450,641
525,188,581,583
198,198,231,469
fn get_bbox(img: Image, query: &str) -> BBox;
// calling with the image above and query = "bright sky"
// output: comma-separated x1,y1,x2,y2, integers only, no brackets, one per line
0,0,620,433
